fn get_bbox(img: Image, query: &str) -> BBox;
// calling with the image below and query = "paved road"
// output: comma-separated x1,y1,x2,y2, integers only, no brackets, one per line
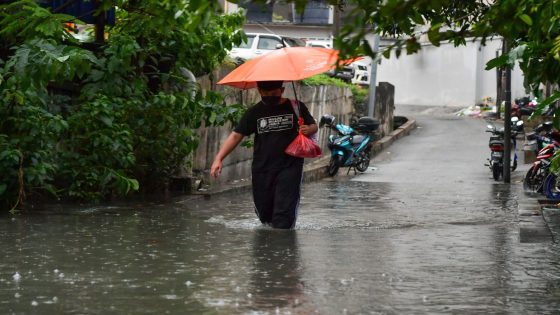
1,106,559,314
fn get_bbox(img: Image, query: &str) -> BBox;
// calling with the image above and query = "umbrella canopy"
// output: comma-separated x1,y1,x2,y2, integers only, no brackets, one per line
218,47,355,89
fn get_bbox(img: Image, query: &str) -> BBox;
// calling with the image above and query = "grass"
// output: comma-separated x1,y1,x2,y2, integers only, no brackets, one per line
302,74,369,113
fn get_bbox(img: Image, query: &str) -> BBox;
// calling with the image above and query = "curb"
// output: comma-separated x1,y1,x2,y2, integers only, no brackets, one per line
518,196,555,243
301,118,418,183
203,118,418,197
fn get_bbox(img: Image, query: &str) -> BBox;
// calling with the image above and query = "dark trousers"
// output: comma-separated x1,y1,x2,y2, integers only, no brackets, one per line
252,163,303,229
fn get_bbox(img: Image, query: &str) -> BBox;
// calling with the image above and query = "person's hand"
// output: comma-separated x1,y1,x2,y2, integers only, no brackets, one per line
299,125,312,136
210,159,222,178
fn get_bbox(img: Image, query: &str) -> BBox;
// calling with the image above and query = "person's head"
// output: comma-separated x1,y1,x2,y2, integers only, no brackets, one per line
257,81,285,97
257,81,285,105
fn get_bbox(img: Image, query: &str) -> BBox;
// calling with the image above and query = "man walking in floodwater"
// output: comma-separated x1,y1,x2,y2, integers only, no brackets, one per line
210,81,318,229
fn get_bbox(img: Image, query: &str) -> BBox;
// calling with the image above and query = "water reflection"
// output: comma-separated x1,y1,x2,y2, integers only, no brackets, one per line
249,229,305,311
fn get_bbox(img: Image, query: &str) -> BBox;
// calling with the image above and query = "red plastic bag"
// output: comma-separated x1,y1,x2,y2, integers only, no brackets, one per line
285,131,322,158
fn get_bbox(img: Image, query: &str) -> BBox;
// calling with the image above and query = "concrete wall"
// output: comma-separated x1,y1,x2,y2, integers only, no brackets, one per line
192,82,355,185
376,38,526,107
373,82,395,137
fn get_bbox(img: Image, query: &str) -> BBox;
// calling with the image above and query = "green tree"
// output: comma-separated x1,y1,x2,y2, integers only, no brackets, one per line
0,0,245,211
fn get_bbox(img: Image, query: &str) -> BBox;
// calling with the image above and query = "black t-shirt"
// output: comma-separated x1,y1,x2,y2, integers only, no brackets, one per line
234,99,316,172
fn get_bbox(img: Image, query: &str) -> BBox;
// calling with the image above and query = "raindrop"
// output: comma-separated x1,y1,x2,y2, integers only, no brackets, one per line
54,269,59,274
276,306,280,314
31,301,38,306
52,297,58,303
14,293,21,298
185,281,193,287
59,273,65,278
13,272,21,281
247,293,252,298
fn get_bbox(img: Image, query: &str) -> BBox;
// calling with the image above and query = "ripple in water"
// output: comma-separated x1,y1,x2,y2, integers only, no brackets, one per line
206,215,417,231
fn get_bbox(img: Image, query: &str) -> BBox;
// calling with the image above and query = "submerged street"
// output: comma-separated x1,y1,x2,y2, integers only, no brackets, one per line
1,106,560,314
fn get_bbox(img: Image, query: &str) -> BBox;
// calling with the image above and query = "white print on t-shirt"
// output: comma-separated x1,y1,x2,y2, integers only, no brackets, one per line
257,114,293,134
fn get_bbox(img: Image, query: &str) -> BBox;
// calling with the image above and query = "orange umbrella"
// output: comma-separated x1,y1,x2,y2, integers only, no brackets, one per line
218,47,357,89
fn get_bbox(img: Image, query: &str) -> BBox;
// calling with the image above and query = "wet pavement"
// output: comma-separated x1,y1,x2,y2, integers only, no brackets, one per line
1,106,560,314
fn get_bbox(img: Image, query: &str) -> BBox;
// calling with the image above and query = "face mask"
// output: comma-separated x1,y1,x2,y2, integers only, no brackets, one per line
261,96,281,105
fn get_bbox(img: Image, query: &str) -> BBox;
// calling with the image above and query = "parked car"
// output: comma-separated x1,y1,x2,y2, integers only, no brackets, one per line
351,62,370,86
228,33,306,63
326,65,355,83
305,40,332,49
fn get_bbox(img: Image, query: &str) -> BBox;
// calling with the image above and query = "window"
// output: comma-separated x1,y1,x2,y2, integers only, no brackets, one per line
283,37,306,47
258,37,283,50
235,35,256,49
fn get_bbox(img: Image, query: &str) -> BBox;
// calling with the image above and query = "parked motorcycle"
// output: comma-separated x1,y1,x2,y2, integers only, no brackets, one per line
524,136,558,193
319,115,380,176
515,96,537,117
524,121,555,156
511,116,524,133
522,122,560,196
485,120,522,181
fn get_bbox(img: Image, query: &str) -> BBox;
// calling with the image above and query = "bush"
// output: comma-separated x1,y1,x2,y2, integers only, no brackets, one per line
302,74,369,115
0,1,245,211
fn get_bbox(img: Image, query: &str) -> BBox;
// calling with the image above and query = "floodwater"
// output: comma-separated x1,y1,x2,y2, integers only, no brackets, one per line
1,181,559,314
1,110,560,314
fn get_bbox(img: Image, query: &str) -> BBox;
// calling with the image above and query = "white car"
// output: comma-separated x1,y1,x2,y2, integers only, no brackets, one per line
351,59,371,86
305,40,332,49
229,33,306,63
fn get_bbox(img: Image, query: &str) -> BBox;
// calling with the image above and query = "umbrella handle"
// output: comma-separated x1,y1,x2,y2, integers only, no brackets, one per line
291,81,301,117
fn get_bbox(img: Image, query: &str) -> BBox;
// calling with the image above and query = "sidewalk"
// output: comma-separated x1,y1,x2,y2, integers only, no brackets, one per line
516,141,559,244
478,116,558,244
519,193,560,243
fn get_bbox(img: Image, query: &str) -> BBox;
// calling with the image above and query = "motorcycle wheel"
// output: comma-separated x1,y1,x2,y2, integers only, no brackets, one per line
492,162,501,181
523,165,546,193
544,174,560,200
327,156,341,177
355,151,370,172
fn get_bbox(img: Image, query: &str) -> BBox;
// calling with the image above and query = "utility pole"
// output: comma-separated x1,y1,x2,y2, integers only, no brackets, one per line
332,4,340,39
502,40,512,183
495,50,502,120
366,33,380,117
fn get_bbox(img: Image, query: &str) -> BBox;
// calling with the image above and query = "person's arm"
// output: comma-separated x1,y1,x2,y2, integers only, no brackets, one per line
299,123,318,136
298,102,318,136
210,132,244,178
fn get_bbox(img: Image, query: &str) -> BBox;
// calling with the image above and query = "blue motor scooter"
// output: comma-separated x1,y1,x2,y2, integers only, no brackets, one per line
319,115,380,176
